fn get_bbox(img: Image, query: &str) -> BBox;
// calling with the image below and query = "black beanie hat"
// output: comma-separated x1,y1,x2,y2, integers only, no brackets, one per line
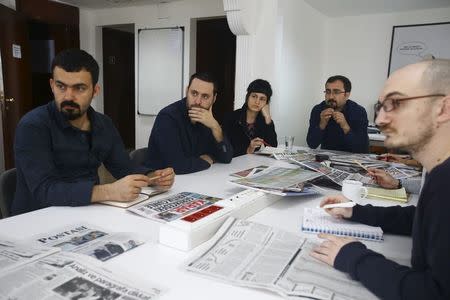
246,79,273,99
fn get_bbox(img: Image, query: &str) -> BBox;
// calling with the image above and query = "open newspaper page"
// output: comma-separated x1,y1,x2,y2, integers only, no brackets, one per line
230,166,322,193
0,251,164,300
186,218,377,300
32,224,144,262
291,160,374,186
0,239,60,273
127,192,222,223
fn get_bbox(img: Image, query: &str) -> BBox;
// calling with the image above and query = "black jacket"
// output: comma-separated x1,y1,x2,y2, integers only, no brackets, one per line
223,106,277,157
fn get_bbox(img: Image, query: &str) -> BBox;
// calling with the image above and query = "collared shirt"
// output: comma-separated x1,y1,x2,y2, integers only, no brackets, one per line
306,100,369,153
12,101,149,215
145,98,233,174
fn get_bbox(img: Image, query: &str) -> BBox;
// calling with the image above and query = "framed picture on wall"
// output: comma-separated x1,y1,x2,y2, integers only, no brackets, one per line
387,22,450,75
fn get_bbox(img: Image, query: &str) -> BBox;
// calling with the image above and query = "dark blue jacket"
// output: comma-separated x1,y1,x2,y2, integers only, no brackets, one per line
223,106,277,157
335,157,450,299
306,100,369,153
145,98,233,174
12,101,148,215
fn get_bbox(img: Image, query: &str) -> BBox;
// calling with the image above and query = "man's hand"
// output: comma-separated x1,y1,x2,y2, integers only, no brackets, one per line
148,167,175,190
319,108,334,130
200,154,214,165
310,233,355,266
320,195,354,219
260,104,272,124
189,106,224,143
92,174,150,202
367,168,399,189
188,106,219,129
332,111,350,134
247,137,265,154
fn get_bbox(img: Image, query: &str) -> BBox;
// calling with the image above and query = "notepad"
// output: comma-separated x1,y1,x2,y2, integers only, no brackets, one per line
302,208,383,241
366,187,408,202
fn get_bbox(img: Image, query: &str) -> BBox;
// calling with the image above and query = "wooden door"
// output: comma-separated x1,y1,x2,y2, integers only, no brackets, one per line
0,5,33,170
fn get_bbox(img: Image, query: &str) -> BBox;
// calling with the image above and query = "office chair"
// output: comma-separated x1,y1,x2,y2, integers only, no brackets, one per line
0,168,17,219
129,147,148,166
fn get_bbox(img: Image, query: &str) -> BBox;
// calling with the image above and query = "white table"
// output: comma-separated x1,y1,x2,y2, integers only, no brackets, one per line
0,154,414,300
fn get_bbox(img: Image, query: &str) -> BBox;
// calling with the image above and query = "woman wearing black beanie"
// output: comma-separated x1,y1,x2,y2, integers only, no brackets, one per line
223,79,278,157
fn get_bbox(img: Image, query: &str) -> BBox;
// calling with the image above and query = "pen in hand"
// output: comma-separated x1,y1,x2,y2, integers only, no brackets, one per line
322,202,356,209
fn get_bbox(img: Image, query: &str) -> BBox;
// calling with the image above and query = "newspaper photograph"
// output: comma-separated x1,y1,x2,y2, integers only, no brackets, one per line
0,251,164,300
186,217,377,300
127,192,222,223
33,224,144,262
230,165,269,178
0,239,60,273
230,166,322,192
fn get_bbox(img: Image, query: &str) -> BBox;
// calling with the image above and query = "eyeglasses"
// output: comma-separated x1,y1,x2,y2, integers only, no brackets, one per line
324,89,347,96
375,94,446,113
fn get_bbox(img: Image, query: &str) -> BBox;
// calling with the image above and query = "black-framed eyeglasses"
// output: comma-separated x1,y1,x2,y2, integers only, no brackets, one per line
375,94,446,113
324,89,347,96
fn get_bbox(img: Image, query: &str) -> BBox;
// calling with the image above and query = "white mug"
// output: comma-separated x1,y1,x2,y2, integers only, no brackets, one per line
341,180,368,203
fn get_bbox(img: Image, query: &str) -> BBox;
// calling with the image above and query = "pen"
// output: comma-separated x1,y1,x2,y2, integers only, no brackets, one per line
353,160,368,171
322,202,356,209
148,175,161,181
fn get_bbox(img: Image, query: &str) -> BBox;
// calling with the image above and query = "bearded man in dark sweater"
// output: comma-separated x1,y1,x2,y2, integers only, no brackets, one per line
311,59,450,300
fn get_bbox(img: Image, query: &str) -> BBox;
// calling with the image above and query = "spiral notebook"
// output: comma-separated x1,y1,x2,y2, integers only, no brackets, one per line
302,208,383,241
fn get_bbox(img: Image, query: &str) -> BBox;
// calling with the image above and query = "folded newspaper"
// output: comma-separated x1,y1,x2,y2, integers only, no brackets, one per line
127,192,222,223
230,166,322,196
32,224,144,262
186,217,378,300
0,239,164,300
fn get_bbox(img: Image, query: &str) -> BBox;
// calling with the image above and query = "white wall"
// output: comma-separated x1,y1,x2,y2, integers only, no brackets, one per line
79,0,224,148
274,0,326,146
323,7,450,122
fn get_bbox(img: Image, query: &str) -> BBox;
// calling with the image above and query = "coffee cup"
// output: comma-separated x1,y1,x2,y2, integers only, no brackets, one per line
342,179,368,203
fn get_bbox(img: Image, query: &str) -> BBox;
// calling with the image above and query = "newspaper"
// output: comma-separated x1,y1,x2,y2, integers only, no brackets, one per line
33,224,144,262
127,192,222,223
230,166,322,194
0,250,163,300
230,165,269,178
0,239,59,273
291,160,374,186
186,218,377,300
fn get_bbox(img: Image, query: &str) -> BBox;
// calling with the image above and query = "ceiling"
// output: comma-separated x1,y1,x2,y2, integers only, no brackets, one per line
55,0,450,15
303,0,450,17
54,0,178,9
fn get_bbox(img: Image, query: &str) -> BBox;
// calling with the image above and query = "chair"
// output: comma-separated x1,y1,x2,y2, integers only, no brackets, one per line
129,147,149,166
0,168,17,219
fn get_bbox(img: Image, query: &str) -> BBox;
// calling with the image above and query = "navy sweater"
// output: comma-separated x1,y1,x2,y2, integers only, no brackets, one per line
335,157,450,299
12,101,148,215
223,107,277,157
306,100,369,153
145,98,233,174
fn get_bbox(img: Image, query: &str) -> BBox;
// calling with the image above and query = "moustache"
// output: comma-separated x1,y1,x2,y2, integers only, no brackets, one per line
61,101,80,110
325,100,337,109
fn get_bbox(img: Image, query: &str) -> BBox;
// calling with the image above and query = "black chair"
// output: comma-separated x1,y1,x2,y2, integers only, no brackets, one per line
129,147,148,166
0,168,16,219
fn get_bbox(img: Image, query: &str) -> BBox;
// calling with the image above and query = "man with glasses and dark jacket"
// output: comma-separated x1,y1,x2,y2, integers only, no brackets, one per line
312,59,450,300
306,75,369,153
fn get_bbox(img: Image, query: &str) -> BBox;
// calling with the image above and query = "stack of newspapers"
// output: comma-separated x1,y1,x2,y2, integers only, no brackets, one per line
229,166,323,196
0,237,164,299
186,217,378,300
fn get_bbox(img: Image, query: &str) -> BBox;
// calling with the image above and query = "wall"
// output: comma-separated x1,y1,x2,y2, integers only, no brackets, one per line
323,7,450,122
79,0,224,148
274,0,326,146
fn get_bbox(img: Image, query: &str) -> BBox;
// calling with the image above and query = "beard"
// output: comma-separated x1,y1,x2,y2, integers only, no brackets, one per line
60,100,83,120
325,99,337,109
380,123,434,154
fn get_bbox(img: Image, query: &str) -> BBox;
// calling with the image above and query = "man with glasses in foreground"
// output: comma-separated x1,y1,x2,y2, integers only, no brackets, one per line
311,59,450,299
307,75,369,153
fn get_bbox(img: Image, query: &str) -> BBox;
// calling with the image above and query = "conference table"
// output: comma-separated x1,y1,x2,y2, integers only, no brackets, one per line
0,153,416,300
